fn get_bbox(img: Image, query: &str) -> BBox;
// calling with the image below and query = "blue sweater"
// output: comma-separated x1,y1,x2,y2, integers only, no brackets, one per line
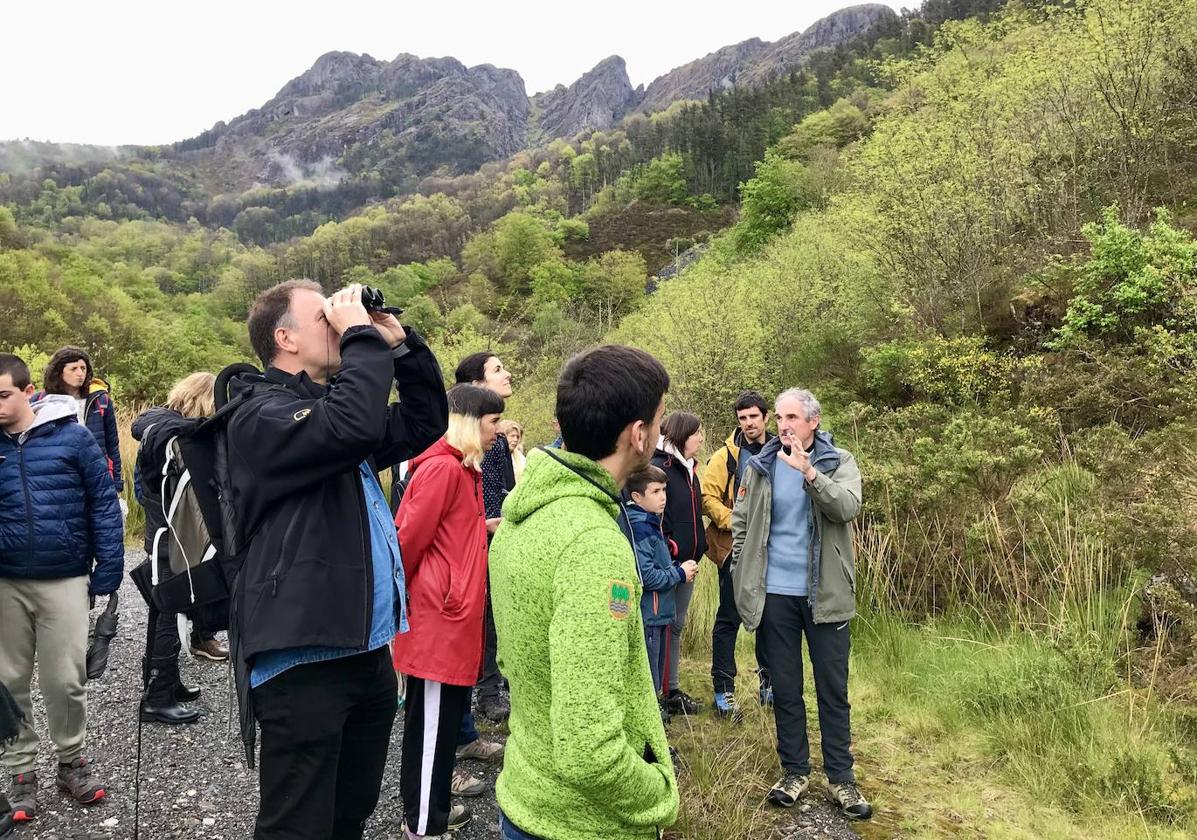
0,395,125,593
624,503,685,627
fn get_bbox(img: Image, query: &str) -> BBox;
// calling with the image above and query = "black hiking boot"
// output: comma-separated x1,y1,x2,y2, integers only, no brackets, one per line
665,688,702,716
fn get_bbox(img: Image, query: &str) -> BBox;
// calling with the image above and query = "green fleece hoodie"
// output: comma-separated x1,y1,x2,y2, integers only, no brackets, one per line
490,447,679,840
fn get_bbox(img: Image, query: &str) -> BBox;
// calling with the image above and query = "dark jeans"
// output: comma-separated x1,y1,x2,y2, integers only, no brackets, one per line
400,676,472,836
252,648,397,840
711,563,770,694
757,594,854,783
500,811,545,840
457,707,479,747
644,624,668,694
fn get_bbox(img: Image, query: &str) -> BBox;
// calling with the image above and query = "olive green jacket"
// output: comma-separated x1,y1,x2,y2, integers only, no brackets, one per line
730,432,861,628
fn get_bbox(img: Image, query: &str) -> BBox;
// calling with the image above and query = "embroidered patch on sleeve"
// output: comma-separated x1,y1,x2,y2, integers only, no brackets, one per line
609,579,632,620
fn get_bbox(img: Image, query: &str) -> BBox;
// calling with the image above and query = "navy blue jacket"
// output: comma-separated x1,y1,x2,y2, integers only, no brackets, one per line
624,503,685,627
33,383,123,492
0,395,125,593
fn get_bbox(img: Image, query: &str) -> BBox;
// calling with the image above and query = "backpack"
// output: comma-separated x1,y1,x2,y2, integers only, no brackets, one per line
129,363,258,620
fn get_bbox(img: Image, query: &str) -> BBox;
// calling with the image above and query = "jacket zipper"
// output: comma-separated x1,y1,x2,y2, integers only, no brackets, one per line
18,442,35,571
689,471,699,564
358,477,371,647
268,506,307,596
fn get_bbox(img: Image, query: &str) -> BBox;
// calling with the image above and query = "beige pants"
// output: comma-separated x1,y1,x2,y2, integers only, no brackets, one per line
0,575,89,773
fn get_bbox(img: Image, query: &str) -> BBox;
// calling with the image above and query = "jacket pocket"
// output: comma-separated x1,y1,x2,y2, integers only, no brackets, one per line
834,543,855,592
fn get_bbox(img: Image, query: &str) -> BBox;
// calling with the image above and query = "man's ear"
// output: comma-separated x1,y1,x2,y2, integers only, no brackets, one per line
274,326,295,357
629,419,647,455
22,384,35,398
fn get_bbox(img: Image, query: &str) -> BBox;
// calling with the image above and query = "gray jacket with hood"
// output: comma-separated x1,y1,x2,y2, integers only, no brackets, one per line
730,431,861,628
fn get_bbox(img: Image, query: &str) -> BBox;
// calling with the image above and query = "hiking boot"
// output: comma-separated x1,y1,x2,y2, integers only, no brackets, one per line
713,692,744,722
1,791,13,837
402,804,472,838
56,757,105,805
658,697,672,725
455,737,504,763
768,772,810,808
174,682,202,703
8,772,37,822
450,767,487,798
190,635,228,661
476,693,510,723
447,802,472,830
825,780,873,820
665,689,702,716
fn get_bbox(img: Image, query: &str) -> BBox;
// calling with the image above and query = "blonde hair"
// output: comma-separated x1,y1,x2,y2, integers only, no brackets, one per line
165,372,216,419
446,413,489,470
498,419,524,450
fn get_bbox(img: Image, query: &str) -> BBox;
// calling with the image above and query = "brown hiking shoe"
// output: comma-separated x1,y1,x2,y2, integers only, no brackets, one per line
56,757,105,805
450,767,487,798
190,635,229,661
9,771,37,821
455,737,504,763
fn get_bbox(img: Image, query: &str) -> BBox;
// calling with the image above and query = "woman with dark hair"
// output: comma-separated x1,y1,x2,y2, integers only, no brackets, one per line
454,351,513,728
393,384,504,838
39,346,123,496
653,411,708,717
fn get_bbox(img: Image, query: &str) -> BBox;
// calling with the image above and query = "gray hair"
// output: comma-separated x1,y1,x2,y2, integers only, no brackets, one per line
775,388,821,421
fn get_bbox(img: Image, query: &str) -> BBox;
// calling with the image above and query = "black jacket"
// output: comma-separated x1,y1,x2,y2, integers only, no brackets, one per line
132,407,196,554
226,325,447,763
651,449,708,565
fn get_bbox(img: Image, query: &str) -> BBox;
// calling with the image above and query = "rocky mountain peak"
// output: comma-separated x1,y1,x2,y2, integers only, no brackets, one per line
531,55,638,143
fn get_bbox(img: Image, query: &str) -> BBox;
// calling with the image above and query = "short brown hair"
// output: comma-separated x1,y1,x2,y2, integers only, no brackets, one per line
0,354,32,390
660,411,702,453
627,464,667,497
247,279,323,367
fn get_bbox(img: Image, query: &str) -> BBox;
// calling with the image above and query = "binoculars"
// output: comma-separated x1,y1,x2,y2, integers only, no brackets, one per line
361,286,403,317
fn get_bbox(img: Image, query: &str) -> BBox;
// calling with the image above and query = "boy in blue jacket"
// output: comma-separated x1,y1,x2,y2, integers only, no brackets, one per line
624,466,697,715
0,354,123,822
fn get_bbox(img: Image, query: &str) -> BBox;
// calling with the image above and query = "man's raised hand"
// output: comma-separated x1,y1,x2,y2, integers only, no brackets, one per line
323,284,372,335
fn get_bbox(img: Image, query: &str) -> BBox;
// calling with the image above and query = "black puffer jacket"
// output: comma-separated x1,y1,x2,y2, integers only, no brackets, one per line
651,448,708,565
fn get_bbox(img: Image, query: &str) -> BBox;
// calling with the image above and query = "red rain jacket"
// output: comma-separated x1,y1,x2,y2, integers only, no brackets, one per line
392,437,488,686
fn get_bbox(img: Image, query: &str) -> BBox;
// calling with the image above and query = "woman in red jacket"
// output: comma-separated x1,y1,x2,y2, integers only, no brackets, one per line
393,384,504,839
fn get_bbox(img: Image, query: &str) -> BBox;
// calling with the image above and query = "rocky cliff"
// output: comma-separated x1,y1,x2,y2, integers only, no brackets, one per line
530,56,641,145
639,4,898,111
163,4,897,192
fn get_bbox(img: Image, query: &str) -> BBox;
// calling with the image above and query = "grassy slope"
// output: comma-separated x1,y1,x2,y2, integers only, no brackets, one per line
670,563,1195,839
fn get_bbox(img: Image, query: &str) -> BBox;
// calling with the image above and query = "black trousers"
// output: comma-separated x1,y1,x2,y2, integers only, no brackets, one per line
144,607,183,704
757,594,854,783
401,676,472,836
711,563,770,694
252,648,397,840
476,589,500,700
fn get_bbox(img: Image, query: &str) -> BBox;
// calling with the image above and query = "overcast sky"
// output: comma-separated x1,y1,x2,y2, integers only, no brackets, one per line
1,1,908,147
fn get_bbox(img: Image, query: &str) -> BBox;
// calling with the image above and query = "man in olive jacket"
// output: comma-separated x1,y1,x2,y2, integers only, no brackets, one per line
730,388,872,821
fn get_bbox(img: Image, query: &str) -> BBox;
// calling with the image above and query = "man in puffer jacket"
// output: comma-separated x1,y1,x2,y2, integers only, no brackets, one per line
0,354,124,823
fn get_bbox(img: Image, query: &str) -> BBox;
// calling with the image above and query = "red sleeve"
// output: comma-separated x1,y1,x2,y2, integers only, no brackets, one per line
396,459,453,578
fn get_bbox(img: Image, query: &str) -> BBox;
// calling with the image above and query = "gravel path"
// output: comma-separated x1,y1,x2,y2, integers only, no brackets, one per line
9,549,862,839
